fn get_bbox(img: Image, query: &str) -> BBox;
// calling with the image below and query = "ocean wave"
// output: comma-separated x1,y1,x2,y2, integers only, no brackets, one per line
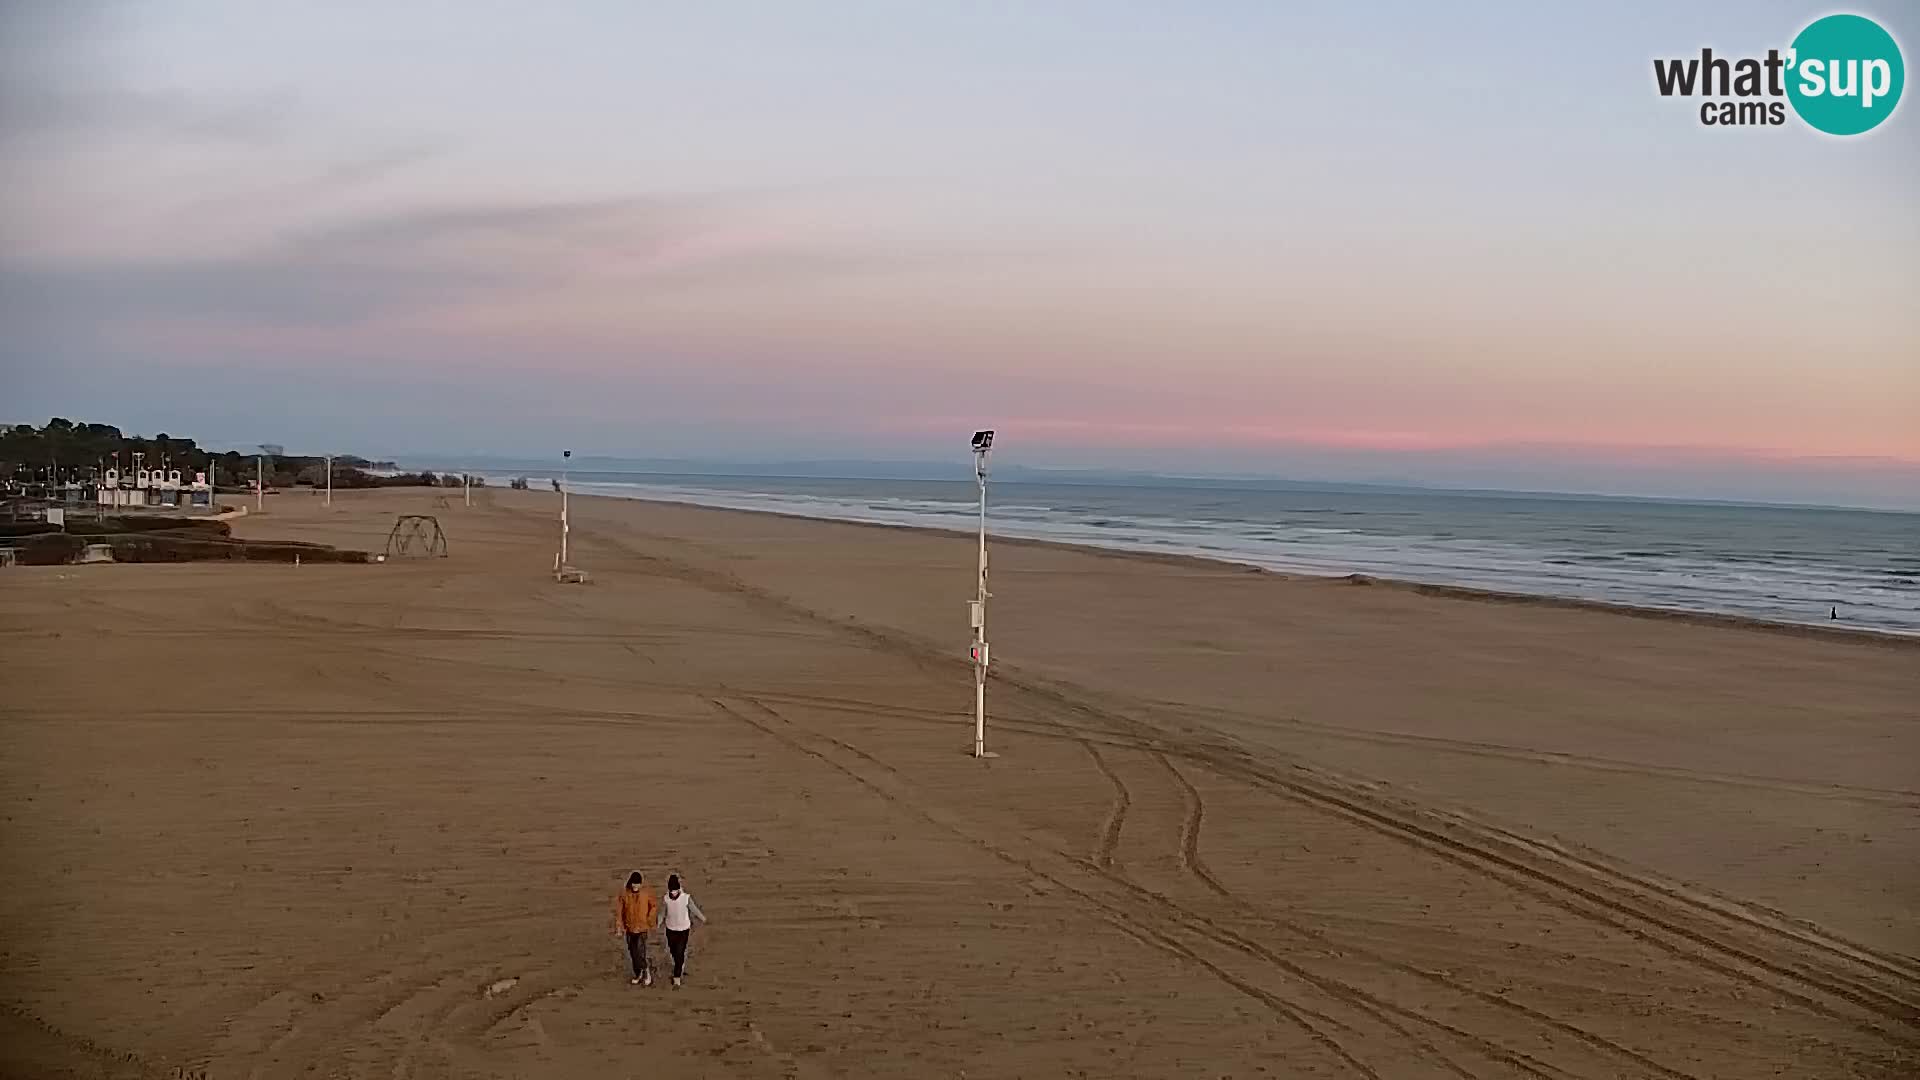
508,475,1920,635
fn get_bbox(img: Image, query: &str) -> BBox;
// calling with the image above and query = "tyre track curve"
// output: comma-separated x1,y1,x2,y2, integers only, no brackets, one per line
1153,752,1702,1080
1082,741,1129,870
714,696,1385,1079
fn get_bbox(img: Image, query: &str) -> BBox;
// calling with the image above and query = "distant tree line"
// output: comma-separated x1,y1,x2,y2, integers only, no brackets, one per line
0,418,472,491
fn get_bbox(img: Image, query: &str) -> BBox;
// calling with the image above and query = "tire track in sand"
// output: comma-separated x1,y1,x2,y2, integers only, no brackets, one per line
1150,751,1694,1080
1081,741,1129,870
1083,746,1555,1080
980,671,1920,1045
1160,703,1920,807
742,690,1880,1080
716,696,1385,1080
776,686,1920,1022
733,697,1666,1079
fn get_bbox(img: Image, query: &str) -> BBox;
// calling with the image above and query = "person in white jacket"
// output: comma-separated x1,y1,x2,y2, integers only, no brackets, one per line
655,873,707,988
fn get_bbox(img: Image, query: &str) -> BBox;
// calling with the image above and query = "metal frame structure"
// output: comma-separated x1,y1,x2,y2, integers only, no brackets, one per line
385,514,448,558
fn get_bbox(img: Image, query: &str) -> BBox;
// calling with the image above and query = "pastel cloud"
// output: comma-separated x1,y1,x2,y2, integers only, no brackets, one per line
1,1,1915,508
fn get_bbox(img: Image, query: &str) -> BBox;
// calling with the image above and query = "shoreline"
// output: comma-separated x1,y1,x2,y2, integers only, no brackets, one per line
565,490,1920,649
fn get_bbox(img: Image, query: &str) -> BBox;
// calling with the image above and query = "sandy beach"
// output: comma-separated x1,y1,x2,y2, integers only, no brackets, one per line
2,486,1915,1079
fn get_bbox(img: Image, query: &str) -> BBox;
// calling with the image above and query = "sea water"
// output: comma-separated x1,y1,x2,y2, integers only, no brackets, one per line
493,472,1920,636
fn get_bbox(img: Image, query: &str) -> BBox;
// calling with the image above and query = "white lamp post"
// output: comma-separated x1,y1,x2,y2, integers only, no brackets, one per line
969,430,995,759
559,449,571,567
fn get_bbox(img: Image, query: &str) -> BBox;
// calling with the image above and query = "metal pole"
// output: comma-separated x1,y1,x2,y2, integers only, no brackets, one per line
975,472,986,757
560,450,571,566
325,455,332,507
256,455,263,512
974,672,986,757
971,435,992,758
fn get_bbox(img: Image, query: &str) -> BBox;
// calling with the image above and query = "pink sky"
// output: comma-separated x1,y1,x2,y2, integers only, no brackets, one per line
3,2,1916,504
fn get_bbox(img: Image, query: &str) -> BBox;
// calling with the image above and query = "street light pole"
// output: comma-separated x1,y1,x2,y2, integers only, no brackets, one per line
969,430,995,759
559,449,571,567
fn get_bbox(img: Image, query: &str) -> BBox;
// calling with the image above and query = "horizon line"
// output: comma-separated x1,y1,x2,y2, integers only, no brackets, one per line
379,456,1920,515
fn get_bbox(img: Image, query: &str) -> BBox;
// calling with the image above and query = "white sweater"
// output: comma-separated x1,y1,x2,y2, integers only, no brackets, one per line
659,891,704,932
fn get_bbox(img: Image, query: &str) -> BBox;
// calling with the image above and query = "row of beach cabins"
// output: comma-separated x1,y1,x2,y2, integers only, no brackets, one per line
4,466,217,510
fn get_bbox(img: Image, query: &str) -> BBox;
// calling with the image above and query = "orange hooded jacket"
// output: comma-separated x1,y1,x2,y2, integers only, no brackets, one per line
615,885,659,934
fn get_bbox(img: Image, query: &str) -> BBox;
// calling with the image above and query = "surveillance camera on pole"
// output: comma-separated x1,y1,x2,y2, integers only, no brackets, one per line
969,429,996,759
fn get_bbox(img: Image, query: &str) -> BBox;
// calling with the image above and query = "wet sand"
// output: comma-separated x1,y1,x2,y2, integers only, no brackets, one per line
2,486,1915,1078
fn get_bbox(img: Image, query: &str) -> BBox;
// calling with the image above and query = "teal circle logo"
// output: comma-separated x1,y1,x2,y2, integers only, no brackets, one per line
1786,14,1904,135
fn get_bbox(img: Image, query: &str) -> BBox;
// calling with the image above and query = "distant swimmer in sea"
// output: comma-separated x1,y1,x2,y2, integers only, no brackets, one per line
657,873,708,989
613,871,659,986
1831,606,1839,621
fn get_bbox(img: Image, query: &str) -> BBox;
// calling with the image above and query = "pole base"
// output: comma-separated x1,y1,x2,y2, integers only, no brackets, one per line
967,748,1001,759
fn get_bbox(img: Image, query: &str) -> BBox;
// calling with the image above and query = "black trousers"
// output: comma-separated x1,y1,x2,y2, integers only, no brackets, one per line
666,927,690,977
625,932,649,978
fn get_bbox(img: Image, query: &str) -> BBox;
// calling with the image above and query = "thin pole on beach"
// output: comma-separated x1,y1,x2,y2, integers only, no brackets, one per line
970,430,995,759
256,455,263,513
325,455,332,508
560,449,571,567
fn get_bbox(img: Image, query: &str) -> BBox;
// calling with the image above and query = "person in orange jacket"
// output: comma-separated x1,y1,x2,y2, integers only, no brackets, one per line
613,871,659,986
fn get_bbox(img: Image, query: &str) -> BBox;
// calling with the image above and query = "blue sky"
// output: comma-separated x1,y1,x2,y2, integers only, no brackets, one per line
2,1,1915,505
